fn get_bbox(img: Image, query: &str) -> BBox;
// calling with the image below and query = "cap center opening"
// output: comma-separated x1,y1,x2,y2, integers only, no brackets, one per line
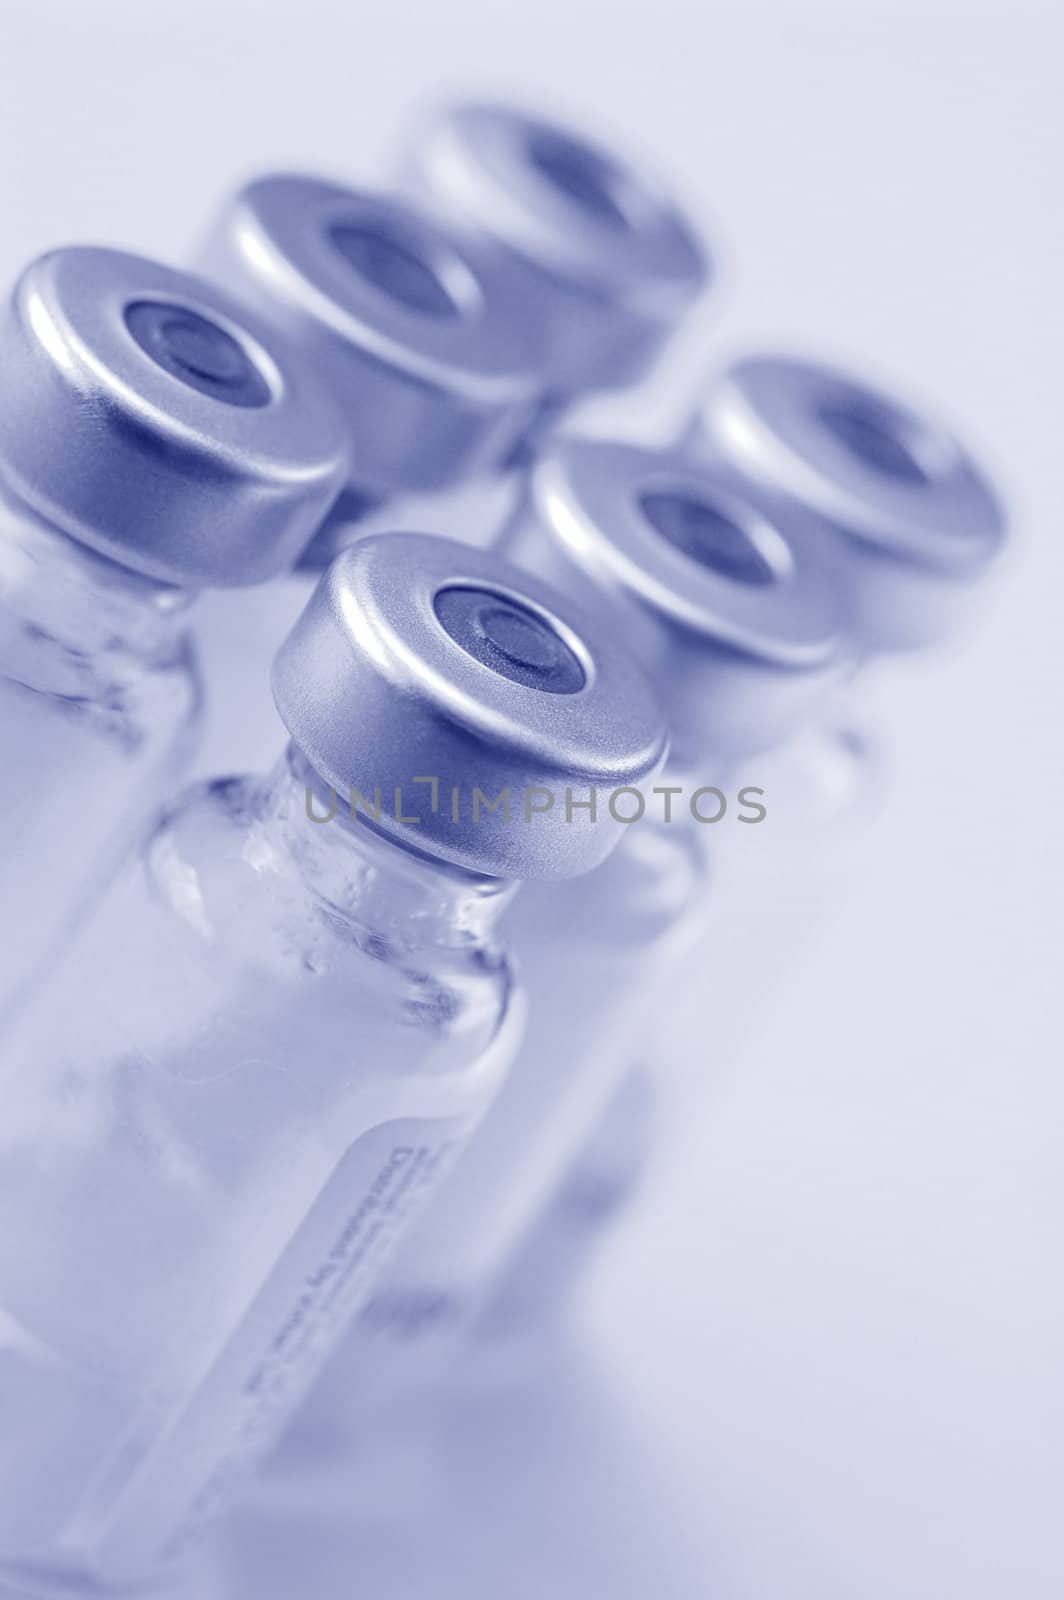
640,489,779,586
328,220,462,319
817,392,935,486
434,586,586,694
124,300,272,407
525,127,637,232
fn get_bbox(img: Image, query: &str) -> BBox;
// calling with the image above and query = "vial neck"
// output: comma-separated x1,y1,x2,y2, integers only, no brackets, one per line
295,484,388,574
263,743,519,953
0,482,194,687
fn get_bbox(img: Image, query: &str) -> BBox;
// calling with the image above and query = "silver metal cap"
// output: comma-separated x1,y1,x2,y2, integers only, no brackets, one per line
272,532,667,881
504,437,850,762
692,355,1008,649
199,175,544,498
0,247,350,588
401,99,711,397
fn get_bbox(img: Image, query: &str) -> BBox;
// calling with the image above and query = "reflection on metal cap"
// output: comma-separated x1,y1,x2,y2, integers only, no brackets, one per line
0,247,350,587
272,532,667,880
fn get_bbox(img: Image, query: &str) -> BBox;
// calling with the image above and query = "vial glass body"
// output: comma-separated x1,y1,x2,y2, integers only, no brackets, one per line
451,695,886,1366
469,712,884,1358
0,492,202,1021
0,746,518,1593
266,796,710,1471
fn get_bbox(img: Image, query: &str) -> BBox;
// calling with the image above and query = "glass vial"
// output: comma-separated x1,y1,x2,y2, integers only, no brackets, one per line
688,352,1009,821
0,245,347,1025
399,97,713,432
0,531,665,1594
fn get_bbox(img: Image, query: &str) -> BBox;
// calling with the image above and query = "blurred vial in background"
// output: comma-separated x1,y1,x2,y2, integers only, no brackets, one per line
470,1065,659,1363
191,174,545,776
399,97,712,449
470,383,1009,1352
602,358,1012,1196
253,432,847,1516
0,533,664,1597
191,102,712,780
0,246,346,1026
687,353,1008,828
460,438,852,1361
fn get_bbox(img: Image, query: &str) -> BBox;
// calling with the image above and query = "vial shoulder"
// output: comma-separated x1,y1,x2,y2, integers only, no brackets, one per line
140,773,514,1058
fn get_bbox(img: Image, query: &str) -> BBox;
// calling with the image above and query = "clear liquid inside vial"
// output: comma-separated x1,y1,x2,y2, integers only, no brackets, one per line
0,747,516,1589
264,792,711,1473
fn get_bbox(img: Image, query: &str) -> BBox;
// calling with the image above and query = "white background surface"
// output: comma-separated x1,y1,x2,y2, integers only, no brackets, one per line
2,2,1061,1595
